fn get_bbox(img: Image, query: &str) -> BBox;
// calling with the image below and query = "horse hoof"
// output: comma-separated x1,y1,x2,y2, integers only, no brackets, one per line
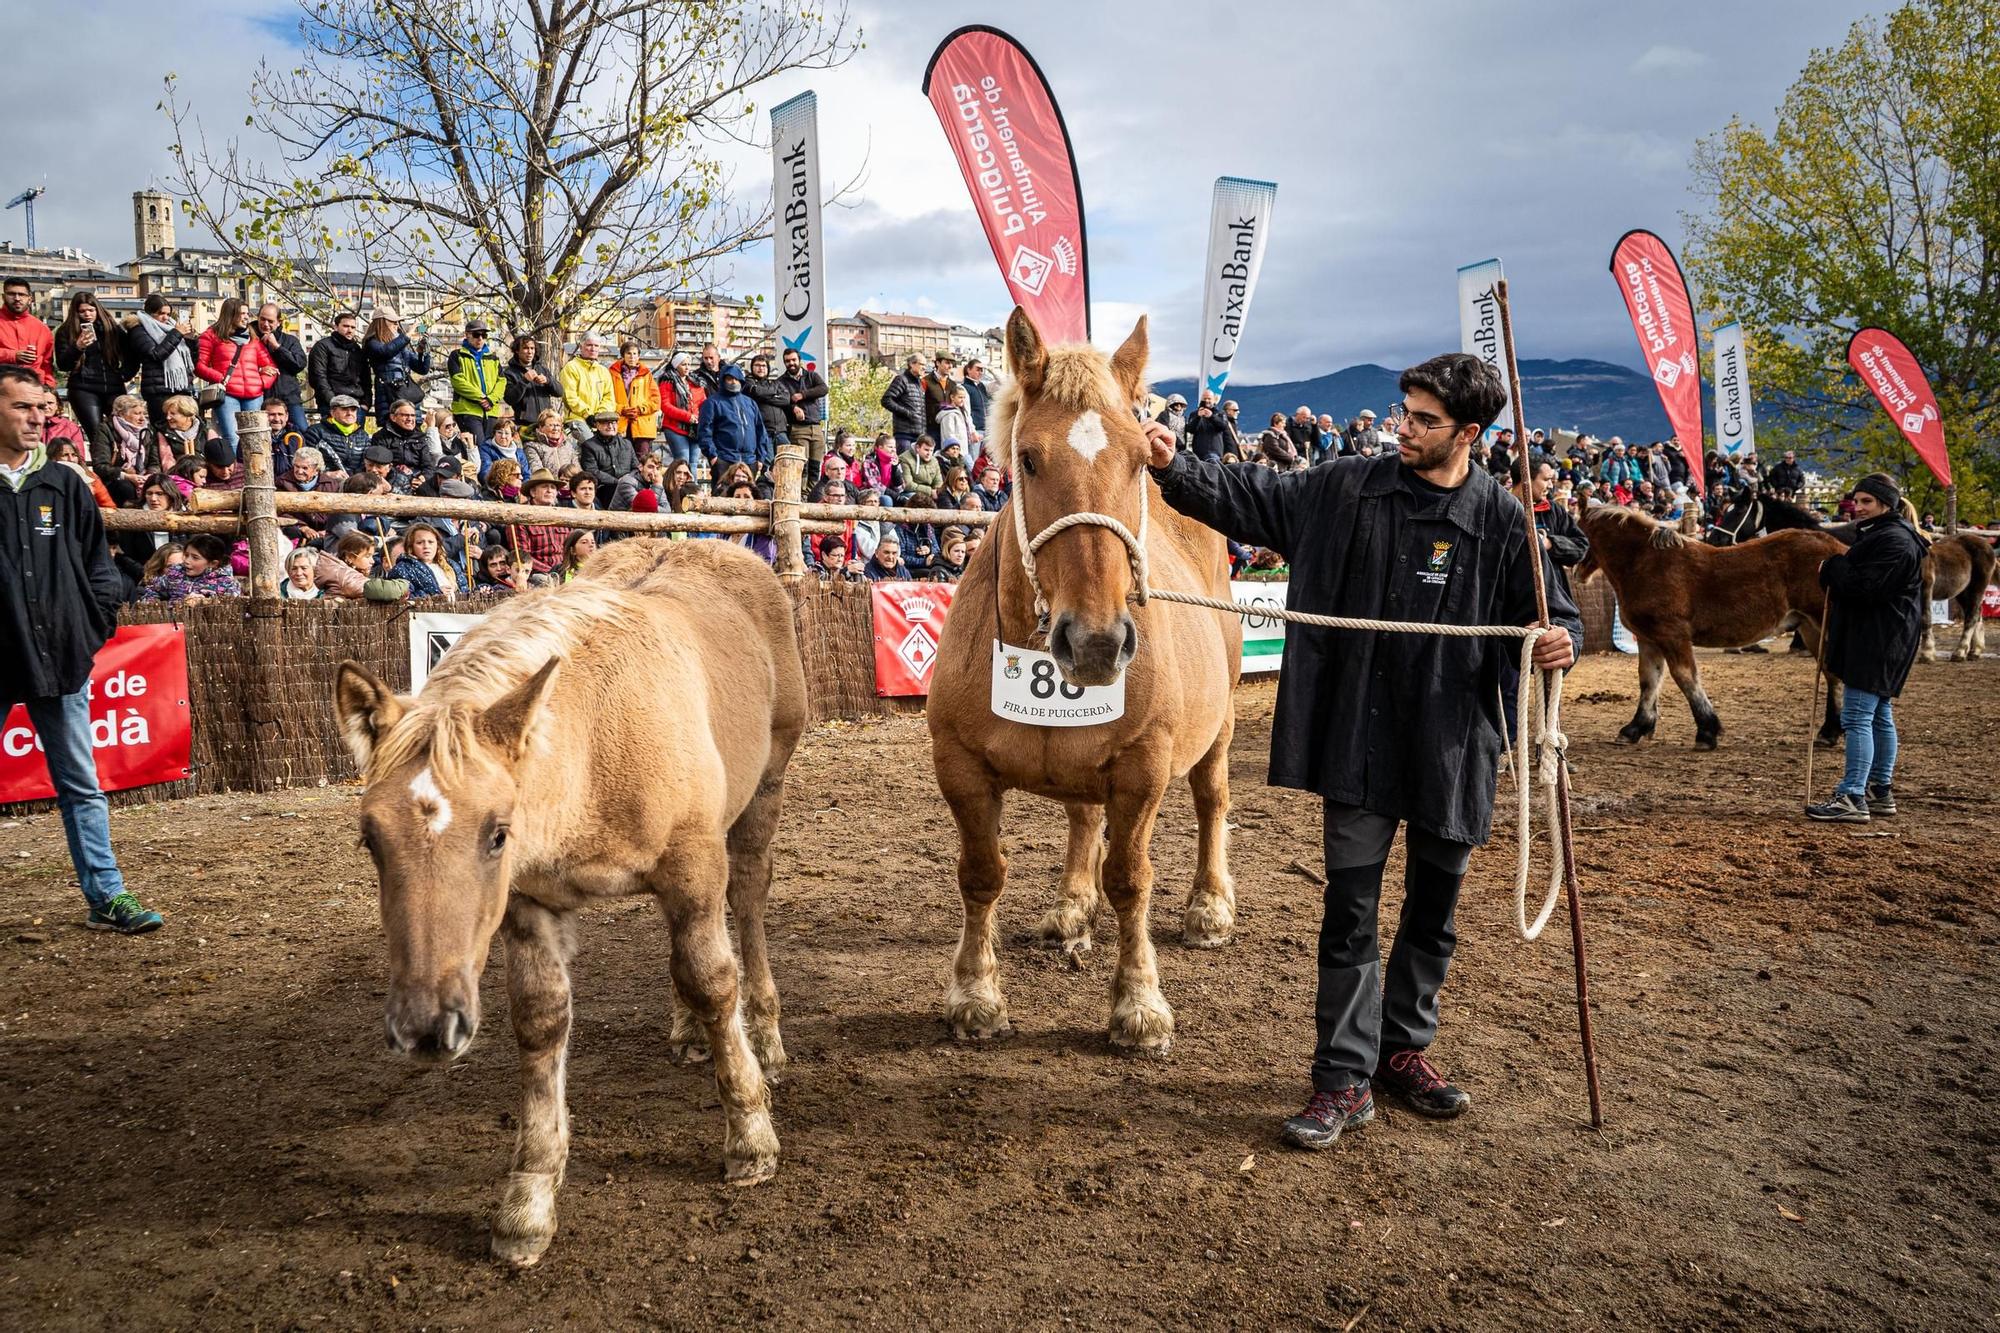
1815,734,1841,749
945,991,1012,1042
1615,727,1651,746
1108,993,1175,1057
492,1173,558,1268
666,1039,711,1066
1181,900,1236,949
1034,905,1095,954
1109,1029,1173,1060
491,1230,554,1268
1695,735,1719,751
724,1152,779,1187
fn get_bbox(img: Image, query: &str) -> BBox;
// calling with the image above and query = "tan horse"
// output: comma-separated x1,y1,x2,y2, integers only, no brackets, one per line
1915,533,1996,662
926,309,1242,1055
333,539,806,1267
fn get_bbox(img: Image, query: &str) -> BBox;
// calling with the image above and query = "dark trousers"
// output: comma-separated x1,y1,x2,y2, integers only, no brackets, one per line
1311,802,1469,1092
69,386,114,442
454,414,493,454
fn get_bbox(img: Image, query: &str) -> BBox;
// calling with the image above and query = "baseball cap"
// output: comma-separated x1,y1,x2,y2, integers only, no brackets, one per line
465,320,490,334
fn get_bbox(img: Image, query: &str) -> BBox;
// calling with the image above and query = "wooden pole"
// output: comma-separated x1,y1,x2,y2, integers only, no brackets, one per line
1945,484,1957,536
185,488,843,537
98,509,241,535
1497,279,1605,1131
771,438,807,583
234,407,290,790
687,494,999,529
237,408,283,599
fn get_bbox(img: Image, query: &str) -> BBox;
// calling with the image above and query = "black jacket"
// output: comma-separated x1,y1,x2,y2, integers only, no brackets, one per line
1819,513,1927,698
778,367,829,426
1,456,123,706
54,325,134,400
1766,460,1805,494
1187,409,1233,462
307,334,372,416
262,330,309,407
307,419,370,475
124,319,188,399
964,377,990,432
502,359,563,423
881,370,927,437
743,373,793,442
577,432,637,502
1153,451,1582,846
371,421,428,472
1533,501,1589,603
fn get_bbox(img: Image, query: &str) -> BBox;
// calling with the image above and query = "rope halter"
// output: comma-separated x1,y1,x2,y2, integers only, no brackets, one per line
1009,459,1151,638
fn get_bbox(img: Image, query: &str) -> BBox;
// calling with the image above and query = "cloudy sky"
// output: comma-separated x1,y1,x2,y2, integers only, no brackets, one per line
11,0,1882,381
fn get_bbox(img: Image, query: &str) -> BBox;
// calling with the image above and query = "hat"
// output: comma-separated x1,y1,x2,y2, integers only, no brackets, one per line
589,407,619,423
328,394,361,411
465,320,490,335
429,457,459,476
720,363,746,382
523,467,560,490
439,478,476,499
1166,393,1187,406
362,445,394,465
629,489,660,513
1852,474,1901,509
1358,409,1376,420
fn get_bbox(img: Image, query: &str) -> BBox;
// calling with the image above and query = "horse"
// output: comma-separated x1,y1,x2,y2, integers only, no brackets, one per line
332,538,807,1267
1707,489,1997,661
1576,499,1847,747
925,308,1242,1055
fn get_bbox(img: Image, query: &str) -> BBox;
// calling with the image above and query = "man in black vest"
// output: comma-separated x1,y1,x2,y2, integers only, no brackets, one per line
1142,353,1579,1151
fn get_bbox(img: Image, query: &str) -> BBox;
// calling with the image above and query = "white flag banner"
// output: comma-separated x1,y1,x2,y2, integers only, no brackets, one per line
771,91,826,373
1198,177,1277,398
1456,257,1515,433
1712,320,1755,459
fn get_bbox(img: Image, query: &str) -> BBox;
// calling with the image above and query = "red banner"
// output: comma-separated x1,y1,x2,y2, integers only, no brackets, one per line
871,582,957,697
1608,229,1705,493
1,624,192,802
923,26,1090,343
1846,327,1950,489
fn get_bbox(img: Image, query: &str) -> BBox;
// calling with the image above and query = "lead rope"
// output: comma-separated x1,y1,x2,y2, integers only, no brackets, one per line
1009,479,1567,942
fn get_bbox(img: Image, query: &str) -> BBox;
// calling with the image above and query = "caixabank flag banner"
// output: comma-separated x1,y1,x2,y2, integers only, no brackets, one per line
1846,327,1951,489
1608,229,1705,492
923,26,1090,343
1711,321,1756,459
872,582,958,696
0,624,191,802
770,91,826,373
1199,177,1276,397
1456,259,1515,434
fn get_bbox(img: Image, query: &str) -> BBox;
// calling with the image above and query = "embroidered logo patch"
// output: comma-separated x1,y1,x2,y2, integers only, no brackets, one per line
1428,540,1452,572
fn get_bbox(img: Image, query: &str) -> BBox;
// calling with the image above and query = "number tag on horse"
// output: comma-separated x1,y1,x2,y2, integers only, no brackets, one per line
990,640,1125,727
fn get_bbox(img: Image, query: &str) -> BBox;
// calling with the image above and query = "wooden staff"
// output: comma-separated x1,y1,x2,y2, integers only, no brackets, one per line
1497,278,1605,1130
1805,589,1831,806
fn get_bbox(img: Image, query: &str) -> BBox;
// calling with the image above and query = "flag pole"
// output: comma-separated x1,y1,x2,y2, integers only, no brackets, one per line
1497,278,1605,1130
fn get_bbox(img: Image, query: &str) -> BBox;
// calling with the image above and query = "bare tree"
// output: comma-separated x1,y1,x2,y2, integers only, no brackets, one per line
164,0,857,341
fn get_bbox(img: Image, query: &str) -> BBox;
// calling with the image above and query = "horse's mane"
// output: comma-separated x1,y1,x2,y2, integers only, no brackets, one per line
367,581,627,785
989,341,1134,472
1753,493,1825,530
1583,502,1683,549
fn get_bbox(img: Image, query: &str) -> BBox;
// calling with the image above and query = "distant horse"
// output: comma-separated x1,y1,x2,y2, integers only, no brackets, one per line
1578,499,1846,746
1708,489,1997,661
334,539,807,1267
925,308,1242,1055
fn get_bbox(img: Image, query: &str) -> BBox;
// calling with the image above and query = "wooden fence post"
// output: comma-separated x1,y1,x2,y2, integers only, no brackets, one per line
236,407,290,789
771,438,807,583
237,408,283,598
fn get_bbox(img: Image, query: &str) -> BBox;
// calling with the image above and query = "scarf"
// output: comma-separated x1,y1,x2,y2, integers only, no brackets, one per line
138,311,193,391
110,416,147,474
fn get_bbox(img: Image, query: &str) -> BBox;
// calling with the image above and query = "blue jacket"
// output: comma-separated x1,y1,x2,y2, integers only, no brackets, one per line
696,385,772,468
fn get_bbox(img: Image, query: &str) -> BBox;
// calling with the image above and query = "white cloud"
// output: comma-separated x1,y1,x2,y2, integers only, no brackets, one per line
1631,43,1713,75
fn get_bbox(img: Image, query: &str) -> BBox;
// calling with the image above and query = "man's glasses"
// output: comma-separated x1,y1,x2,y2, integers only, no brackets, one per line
1383,404,1459,437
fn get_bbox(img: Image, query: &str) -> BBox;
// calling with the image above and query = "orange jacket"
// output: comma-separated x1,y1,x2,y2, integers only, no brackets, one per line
610,360,660,440
0,308,56,387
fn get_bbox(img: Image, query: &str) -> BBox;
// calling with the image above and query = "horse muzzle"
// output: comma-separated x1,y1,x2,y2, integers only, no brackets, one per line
1048,610,1137,687
384,986,479,1063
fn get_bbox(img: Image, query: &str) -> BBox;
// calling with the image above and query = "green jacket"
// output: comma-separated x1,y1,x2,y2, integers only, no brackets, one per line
898,450,944,503
448,343,505,419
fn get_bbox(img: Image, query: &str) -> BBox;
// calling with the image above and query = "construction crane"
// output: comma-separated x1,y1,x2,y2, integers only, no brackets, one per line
6,187,46,249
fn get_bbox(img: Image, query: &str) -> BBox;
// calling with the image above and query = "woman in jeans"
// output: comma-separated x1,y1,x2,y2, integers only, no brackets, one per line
1806,473,1928,824
193,297,276,457
54,289,132,441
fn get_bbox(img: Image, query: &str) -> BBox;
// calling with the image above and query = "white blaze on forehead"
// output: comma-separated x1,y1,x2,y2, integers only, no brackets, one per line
409,766,453,836
1066,410,1109,464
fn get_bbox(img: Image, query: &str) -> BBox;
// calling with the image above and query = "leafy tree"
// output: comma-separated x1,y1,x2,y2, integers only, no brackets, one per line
826,361,891,437
1687,0,2000,520
164,0,857,344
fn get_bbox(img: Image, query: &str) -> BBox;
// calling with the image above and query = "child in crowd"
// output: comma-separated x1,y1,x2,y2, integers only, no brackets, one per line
138,533,241,603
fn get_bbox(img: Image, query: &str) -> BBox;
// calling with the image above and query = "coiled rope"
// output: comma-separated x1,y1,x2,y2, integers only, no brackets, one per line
1013,497,1568,942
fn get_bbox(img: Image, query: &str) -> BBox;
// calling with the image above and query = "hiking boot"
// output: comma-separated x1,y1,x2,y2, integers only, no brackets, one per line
1866,784,1898,818
86,892,164,934
1279,1084,1375,1151
1805,792,1871,824
1378,1048,1472,1119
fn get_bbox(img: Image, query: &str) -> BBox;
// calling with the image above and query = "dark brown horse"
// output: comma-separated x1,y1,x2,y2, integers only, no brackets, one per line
1578,500,1846,747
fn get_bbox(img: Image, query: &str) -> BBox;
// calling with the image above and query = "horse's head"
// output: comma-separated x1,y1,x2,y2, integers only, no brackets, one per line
334,657,561,1062
1705,486,1762,546
996,307,1151,686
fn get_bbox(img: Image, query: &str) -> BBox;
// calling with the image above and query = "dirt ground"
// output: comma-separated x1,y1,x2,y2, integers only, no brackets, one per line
3,651,1997,1330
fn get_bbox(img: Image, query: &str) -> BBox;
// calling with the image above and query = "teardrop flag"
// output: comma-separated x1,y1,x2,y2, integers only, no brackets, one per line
923,26,1090,343
1608,229,1705,493
1846,328,1950,489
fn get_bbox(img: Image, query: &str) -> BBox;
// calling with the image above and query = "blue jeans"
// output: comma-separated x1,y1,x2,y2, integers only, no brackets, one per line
660,432,694,466
23,690,127,908
1837,687,1898,797
217,393,264,455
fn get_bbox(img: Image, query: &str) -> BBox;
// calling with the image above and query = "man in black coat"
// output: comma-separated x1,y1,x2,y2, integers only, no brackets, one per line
255,303,310,433
306,311,372,423
1806,473,1927,824
0,365,162,933
1142,352,1579,1152
577,408,637,506
1186,390,1232,462
778,346,829,472
743,353,793,450
880,353,928,447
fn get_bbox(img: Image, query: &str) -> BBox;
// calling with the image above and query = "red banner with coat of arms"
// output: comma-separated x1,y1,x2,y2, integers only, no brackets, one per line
1608,229,1705,493
871,582,957,697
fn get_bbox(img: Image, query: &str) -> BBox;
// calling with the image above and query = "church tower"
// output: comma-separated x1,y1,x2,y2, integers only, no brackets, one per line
133,189,175,258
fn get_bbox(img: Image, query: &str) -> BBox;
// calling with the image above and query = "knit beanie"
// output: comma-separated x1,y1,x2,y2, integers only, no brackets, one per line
1852,474,1901,510
630,489,660,514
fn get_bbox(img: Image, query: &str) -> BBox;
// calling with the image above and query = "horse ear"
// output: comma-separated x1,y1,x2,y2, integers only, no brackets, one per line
1109,315,1149,403
335,660,407,771
477,657,562,767
1005,307,1047,397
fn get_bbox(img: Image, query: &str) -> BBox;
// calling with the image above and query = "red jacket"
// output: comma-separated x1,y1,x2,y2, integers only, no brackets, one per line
195,329,279,399
0,308,56,387
658,375,703,439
